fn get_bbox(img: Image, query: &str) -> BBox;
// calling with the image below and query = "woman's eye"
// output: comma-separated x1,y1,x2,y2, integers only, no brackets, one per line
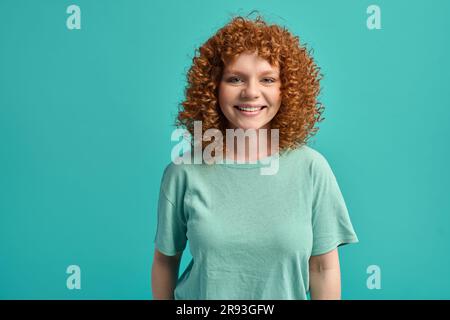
227,77,242,83
226,77,276,84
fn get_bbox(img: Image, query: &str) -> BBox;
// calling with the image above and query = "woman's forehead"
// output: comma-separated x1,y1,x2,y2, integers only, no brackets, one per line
223,53,279,74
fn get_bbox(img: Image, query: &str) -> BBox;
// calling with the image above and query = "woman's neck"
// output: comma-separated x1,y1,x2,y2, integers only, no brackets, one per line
224,126,276,162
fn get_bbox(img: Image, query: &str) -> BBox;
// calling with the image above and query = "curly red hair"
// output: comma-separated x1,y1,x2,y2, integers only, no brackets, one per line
176,14,324,155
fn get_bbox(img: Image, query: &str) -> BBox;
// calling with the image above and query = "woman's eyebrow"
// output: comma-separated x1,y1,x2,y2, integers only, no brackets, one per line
224,69,279,76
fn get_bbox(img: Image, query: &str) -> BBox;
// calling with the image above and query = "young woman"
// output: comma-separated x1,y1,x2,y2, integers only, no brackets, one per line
152,15,358,300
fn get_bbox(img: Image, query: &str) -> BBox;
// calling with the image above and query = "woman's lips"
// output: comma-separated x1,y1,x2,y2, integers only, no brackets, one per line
234,105,267,116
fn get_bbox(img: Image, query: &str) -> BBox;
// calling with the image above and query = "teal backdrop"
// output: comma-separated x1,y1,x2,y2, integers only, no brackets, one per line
1,0,449,299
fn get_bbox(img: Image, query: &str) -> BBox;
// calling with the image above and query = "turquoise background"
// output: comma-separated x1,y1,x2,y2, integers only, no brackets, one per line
1,0,449,299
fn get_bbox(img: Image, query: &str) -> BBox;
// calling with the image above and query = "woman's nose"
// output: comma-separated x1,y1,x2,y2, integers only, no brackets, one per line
241,79,260,99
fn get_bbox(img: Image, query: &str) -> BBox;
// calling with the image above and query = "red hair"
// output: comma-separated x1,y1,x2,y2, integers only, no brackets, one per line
176,15,324,154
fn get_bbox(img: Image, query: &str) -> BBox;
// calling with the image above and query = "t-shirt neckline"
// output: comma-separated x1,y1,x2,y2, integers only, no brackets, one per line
216,151,281,168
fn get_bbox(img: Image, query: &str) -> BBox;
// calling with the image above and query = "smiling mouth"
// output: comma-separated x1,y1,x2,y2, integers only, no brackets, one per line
234,105,267,112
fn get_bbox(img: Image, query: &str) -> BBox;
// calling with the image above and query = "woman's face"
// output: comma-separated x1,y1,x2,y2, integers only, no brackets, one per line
218,52,282,131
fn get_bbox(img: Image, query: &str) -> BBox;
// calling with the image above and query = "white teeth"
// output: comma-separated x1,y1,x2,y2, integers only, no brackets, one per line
236,106,263,111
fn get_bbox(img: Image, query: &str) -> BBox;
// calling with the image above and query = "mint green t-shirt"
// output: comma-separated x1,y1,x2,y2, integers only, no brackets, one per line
153,145,358,300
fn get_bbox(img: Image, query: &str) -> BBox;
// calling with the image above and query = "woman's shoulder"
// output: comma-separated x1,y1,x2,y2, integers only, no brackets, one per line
285,144,330,166
281,144,338,181
161,150,206,179
162,151,193,175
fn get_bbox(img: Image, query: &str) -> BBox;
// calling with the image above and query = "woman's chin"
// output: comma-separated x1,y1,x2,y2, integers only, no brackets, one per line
231,122,269,131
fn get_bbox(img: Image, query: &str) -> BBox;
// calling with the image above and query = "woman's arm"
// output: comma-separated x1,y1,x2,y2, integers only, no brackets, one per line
151,248,183,300
309,248,341,300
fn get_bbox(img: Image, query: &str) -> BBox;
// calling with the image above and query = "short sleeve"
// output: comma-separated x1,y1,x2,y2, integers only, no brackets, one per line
310,153,359,256
153,164,188,256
